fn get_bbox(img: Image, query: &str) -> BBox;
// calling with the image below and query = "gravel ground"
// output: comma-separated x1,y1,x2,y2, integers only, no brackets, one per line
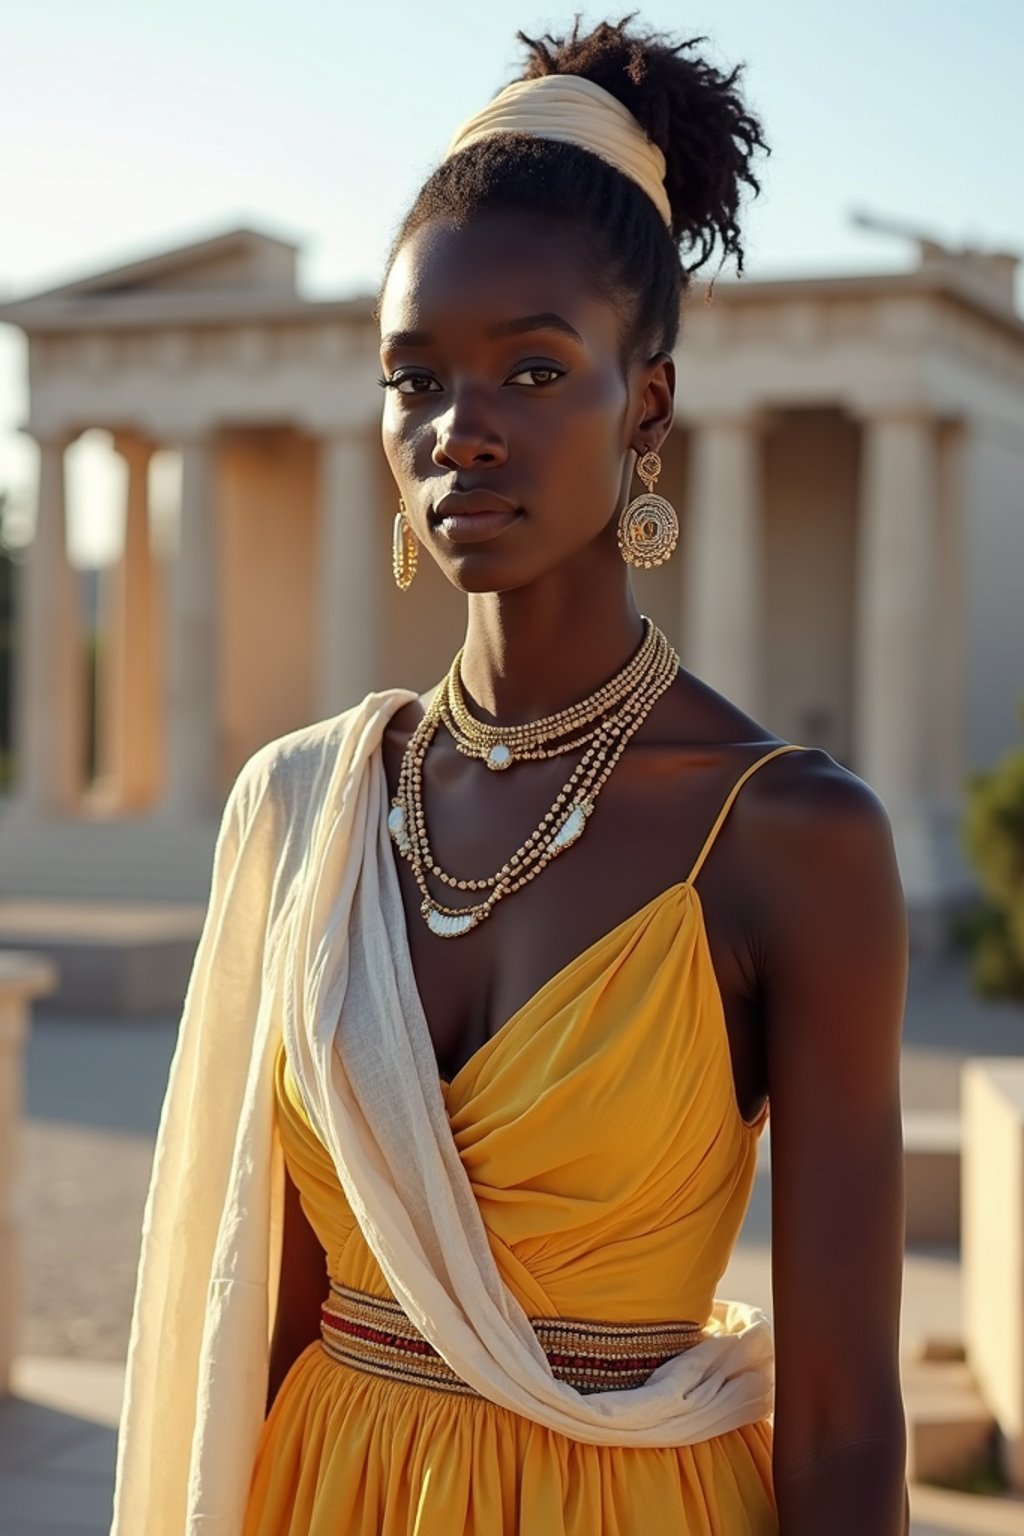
15,1121,155,1361
15,1012,177,1363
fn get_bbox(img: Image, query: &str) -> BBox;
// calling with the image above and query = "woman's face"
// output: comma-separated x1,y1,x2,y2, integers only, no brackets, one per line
378,209,672,594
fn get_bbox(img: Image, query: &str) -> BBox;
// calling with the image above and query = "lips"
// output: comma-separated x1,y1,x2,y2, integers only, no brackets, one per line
430,489,522,547
431,489,519,522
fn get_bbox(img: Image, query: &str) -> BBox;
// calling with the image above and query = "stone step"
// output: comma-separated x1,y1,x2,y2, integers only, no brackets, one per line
0,900,203,1016
910,1480,1024,1534
0,808,221,903
903,1352,998,1488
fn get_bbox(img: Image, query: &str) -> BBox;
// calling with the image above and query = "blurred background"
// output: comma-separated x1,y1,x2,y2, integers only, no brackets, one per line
0,3,1022,1532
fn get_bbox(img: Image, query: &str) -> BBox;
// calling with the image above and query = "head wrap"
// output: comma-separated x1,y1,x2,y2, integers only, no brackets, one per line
444,73,672,229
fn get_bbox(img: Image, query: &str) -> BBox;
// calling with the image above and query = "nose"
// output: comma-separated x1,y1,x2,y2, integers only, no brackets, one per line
431,386,508,471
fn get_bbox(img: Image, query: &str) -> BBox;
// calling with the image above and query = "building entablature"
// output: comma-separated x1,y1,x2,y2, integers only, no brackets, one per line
675,278,1024,429
15,312,385,446
5,227,1022,447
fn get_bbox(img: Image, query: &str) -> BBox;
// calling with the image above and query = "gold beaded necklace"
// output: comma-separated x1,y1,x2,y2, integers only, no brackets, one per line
388,621,680,938
442,616,660,769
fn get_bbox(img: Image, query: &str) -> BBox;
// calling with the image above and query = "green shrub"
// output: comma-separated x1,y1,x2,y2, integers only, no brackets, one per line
961,697,1024,1001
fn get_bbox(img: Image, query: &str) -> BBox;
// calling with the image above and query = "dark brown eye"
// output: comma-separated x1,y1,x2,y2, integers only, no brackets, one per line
380,371,441,394
507,365,565,387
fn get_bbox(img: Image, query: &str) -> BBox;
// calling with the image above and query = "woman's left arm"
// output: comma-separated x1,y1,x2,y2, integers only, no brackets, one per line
760,757,910,1535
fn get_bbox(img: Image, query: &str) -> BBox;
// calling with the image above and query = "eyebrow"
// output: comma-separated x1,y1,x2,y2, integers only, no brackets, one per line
379,312,584,351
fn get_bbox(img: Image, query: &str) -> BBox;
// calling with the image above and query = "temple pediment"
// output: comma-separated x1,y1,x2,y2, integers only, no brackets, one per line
0,226,301,324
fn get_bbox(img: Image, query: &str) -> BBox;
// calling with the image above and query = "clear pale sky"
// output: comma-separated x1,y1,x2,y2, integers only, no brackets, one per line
2,0,1022,564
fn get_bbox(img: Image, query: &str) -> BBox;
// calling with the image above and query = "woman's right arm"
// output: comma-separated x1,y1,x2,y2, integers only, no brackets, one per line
266,1165,329,1416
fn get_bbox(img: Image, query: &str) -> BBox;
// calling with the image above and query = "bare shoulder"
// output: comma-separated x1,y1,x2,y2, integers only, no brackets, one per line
659,673,891,866
741,743,896,872
733,743,905,960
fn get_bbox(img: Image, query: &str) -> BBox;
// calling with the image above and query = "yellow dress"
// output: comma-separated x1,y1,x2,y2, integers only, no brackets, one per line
243,745,798,1535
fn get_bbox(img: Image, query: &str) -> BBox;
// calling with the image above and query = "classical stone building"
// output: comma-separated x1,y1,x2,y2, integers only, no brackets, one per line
0,224,1021,946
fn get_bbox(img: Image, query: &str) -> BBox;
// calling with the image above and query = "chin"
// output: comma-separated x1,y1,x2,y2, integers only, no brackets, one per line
443,559,535,596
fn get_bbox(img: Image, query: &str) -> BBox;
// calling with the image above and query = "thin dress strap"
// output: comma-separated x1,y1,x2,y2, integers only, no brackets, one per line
685,742,808,888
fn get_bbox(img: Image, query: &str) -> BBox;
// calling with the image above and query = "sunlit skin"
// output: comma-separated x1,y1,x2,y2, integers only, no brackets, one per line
270,207,910,1531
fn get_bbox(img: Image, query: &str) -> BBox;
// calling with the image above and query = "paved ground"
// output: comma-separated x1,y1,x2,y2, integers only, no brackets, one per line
2,946,1022,1533
15,1013,177,1364
0,1357,123,1536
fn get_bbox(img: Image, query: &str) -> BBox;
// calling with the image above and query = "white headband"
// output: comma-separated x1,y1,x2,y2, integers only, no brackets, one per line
444,74,672,229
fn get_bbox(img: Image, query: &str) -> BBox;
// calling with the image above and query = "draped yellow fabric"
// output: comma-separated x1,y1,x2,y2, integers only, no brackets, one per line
242,876,779,1535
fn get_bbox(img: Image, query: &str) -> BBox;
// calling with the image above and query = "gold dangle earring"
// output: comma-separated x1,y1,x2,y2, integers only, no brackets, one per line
392,497,418,590
617,449,678,569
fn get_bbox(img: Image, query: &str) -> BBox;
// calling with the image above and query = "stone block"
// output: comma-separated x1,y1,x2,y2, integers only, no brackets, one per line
903,1353,997,1486
962,1058,1024,1492
0,953,58,1395
0,901,203,1017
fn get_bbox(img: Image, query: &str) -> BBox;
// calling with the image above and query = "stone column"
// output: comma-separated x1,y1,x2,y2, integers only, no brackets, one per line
930,421,966,809
164,433,220,816
683,414,764,716
314,429,381,716
13,433,85,814
100,434,160,810
853,410,936,899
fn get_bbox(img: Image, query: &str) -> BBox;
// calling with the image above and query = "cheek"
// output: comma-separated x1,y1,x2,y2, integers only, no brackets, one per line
570,367,627,438
539,371,629,484
381,404,421,481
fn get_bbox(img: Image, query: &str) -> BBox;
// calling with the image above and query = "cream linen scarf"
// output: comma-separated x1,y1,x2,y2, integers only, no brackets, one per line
111,690,774,1535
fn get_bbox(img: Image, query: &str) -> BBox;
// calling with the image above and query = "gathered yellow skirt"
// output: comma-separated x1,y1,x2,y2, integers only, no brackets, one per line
244,882,778,1534
247,1337,775,1534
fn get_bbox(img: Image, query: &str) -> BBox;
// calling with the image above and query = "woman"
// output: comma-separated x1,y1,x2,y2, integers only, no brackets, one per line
112,16,909,1536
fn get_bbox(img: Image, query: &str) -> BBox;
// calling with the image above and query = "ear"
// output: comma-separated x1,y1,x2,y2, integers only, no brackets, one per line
629,350,675,453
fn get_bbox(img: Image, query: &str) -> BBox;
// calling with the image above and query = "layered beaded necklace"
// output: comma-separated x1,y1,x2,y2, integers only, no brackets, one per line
442,617,662,770
388,618,680,938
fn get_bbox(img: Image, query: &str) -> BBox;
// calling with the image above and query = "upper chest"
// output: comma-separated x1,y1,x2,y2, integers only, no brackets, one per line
380,722,776,1100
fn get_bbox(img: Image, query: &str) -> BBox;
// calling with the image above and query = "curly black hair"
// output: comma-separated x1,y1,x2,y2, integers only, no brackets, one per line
378,14,769,365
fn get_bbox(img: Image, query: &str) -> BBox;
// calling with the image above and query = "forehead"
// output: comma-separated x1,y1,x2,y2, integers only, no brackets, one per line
379,212,620,351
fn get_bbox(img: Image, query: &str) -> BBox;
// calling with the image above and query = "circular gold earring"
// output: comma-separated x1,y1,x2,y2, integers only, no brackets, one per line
617,449,678,569
392,498,418,590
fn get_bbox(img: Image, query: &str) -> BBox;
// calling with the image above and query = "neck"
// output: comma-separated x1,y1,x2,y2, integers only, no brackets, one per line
457,565,645,724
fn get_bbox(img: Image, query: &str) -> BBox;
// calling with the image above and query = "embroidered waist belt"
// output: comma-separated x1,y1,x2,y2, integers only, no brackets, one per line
320,1280,708,1397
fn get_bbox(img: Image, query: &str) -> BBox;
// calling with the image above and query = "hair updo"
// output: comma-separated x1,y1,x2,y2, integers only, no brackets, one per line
379,13,769,366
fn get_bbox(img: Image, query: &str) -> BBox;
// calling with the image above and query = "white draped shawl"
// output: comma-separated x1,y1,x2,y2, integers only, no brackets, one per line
110,690,774,1535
